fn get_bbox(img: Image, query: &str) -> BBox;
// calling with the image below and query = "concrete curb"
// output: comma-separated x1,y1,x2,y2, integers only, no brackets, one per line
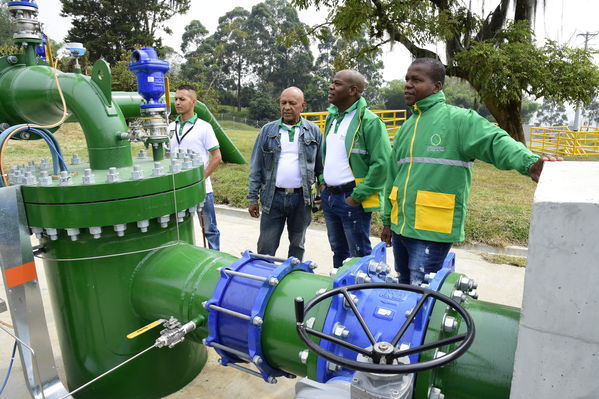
215,204,529,257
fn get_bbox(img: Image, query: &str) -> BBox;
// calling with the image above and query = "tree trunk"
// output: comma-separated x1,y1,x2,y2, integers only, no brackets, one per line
236,61,241,112
484,98,527,145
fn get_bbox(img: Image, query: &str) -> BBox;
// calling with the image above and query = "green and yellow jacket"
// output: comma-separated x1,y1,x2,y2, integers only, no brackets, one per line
382,91,539,242
319,97,392,212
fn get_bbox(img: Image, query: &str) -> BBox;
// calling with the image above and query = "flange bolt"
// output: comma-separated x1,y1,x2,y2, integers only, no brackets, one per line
441,314,458,332
82,168,96,185
106,167,120,183
88,226,102,239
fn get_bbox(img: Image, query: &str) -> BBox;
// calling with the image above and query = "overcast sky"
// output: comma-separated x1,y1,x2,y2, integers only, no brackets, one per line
37,0,599,82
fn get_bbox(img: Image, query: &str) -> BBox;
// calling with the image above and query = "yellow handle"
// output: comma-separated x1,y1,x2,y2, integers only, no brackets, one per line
164,76,171,110
127,319,163,339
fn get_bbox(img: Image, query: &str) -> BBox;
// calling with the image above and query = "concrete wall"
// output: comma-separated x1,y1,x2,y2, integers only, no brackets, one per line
510,162,599,398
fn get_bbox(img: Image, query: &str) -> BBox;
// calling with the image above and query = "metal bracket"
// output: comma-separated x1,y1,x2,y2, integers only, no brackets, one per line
0,186,72,399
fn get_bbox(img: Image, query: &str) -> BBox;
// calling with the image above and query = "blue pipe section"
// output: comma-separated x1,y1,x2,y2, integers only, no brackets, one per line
205,253,314,382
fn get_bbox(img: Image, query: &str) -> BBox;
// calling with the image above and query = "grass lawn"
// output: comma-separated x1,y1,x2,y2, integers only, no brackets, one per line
4,121,597,248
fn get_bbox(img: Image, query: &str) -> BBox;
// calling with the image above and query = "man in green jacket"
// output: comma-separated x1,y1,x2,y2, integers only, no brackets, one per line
320,69,391,268
381,58,560,285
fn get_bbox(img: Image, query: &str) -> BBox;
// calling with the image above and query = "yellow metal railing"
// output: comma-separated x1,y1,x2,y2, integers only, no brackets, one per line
301,110,407,141
529,126,599,157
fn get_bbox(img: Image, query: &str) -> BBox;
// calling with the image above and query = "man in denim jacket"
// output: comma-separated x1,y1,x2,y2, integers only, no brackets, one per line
247,87,323,261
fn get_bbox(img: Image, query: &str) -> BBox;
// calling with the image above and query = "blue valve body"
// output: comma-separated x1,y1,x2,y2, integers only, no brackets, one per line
129,47,170,106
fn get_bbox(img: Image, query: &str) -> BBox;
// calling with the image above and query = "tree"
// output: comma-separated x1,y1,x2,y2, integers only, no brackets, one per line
583,98,599,126
180,20,208,53
0,0,15,46
311,26,384,108
292,0,599,144
380,80,407,110
60,0,190,64
245,0,314,96
212,7,252,111
534,98,568,126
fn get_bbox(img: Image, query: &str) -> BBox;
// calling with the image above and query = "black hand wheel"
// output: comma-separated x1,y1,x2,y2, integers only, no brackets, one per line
294,282,475,374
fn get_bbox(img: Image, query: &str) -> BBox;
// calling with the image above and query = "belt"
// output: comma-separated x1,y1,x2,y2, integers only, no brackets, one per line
275,187,302,193
326,181,356,194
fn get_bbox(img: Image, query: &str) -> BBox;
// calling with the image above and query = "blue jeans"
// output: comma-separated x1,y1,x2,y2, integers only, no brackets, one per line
200,192,220,250
392,232,452,286
322,188,372,268
257,190,312,260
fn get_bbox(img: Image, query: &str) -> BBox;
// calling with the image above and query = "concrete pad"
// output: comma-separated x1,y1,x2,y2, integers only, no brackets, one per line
0,208,525,399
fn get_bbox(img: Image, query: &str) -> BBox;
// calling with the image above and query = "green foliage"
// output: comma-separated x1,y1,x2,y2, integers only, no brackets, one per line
60,0,191,64
311,26,384,108
248,84,280,124
380,80,407,110
292,0,599,142
111,59,137,92
0,44,19,56
181,20,208,53
0,0,15,46
583,98,599,126
534,98,568,126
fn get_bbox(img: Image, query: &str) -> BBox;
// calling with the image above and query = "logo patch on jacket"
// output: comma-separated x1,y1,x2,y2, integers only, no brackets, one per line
427,133,445,152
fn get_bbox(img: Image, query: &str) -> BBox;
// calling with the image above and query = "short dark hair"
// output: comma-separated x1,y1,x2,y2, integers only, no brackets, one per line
412,58,446,85
177,84,196,92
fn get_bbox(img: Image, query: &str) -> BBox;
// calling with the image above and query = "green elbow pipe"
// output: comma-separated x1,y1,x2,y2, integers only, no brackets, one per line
112,91,247,164
0,64,132,169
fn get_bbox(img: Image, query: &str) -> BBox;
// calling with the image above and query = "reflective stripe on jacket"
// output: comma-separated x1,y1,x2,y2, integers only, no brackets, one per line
382,91,540,243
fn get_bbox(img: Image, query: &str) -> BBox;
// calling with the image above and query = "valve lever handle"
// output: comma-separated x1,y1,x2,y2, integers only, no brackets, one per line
294,297,305,324
126,319,164,339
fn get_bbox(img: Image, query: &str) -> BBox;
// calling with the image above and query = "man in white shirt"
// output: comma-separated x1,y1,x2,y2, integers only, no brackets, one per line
320,70,391,267
247,87,322,260
169,84,222,250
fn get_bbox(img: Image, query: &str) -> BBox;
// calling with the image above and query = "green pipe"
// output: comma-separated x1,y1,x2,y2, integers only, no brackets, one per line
41,221,207,399
0,63,132,169
131,242,238,339
414,273,520,399
112,91,247,164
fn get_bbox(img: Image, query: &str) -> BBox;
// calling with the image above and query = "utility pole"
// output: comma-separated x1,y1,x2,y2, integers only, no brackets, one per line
573,31,598,131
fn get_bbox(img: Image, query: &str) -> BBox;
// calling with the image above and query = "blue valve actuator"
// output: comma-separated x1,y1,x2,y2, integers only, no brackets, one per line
129,48,170,107
7,1,38,8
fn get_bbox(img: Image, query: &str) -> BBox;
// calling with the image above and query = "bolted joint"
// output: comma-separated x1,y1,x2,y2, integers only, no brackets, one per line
71,154,81,165
326,361,341,373
82,168,96,185
332,322,350,339
130,165,144,180
66,228,80,241
45,228,58,241
106,167,120,183
158,215,170,228
441,314,458,333
59,171,72,186
467,290,479,300
424,272,437,282
88,226,102,239
252,316,263,326
137,220,149,233
267,377,277,384
152,162,164,176
355,271,372,284
113,224,127,237
343,294,359,309
252,355,263,365
298,349,309,364
31,227,43,239
429,387,445,399
268,277,279,286
308,261,318,270
451,290,467,304
329,268,338,277
457,275,478,291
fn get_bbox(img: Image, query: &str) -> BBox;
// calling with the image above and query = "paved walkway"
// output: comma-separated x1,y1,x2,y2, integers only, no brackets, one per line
0,208,525,399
